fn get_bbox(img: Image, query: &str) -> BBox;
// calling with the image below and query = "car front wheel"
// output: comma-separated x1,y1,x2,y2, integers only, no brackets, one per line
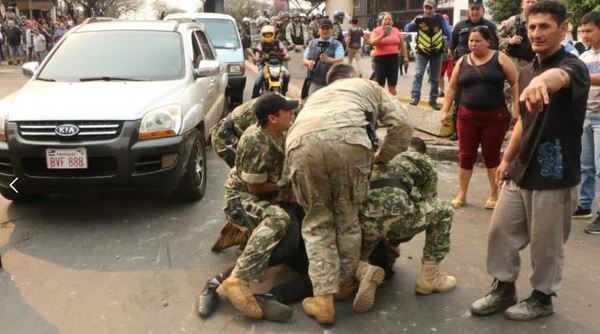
174,129,207,202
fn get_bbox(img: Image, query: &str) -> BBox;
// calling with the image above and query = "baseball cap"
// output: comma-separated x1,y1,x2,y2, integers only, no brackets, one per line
424,0,437,8
469,0,484,7
319,18,333,28
254,93,299,118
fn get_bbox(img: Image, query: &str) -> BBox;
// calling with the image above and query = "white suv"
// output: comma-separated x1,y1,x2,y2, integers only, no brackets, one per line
0,19,228,201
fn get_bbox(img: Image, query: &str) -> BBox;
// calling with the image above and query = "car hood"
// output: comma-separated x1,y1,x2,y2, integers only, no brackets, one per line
5,80,187,121
214,47,243,65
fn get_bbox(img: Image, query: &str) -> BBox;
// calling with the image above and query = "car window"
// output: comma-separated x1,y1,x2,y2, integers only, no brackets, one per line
191,31,204,67
194,18,240,49
37,31,184,82
194,31,215,60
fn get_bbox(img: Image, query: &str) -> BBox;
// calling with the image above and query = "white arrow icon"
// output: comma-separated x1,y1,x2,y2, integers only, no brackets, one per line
10,177,18,193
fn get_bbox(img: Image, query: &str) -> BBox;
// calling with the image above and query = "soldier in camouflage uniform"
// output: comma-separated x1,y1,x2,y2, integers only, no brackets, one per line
217,93,299,320
209,97,260,167
284,64,413,324
360,150,456,296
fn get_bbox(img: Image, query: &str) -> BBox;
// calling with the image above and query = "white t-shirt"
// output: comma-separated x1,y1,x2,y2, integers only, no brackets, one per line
33,34,46,52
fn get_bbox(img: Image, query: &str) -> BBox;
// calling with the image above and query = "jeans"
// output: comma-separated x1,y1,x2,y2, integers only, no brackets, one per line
411,52,442,101
252,66,290,98
578,117,600,214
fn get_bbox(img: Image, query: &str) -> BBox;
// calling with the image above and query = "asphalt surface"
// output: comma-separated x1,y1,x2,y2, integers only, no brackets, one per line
0,62,599,334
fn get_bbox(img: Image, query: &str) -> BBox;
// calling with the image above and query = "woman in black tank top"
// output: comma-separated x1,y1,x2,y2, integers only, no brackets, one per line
439,26,519,210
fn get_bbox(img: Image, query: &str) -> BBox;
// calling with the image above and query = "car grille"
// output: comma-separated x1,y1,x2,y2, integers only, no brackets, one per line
18,121,123,141
0,157,14,176
21,156,117,177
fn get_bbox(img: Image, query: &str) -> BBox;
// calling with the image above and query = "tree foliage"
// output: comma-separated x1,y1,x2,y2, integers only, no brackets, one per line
62,0,144,18
151,0,185,19
224,0,272,24
564,0,600,28
488,0,520,23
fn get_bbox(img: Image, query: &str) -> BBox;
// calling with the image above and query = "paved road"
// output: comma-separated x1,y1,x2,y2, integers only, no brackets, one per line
0,67,599,334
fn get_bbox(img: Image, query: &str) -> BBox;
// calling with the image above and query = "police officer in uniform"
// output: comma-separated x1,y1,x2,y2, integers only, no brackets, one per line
284,64,413,324
405,0,453,110
216,93,299,320
286,12,308,50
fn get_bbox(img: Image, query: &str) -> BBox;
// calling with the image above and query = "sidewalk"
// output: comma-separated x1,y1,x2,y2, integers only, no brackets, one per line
246,53,467,162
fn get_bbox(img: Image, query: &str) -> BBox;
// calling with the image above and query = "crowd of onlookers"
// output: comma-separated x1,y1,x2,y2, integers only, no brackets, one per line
0,11,78,65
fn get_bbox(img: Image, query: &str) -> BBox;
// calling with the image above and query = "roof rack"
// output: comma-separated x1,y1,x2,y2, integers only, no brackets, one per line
166,17,197,31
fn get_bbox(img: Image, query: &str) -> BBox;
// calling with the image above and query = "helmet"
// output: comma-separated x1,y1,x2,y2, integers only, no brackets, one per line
255,16,267,26
261,25,275,43
299,13,307,19
292,12,300,19
333,10,346,21
242,17,251,23
312,9,322,18
279,11,290,19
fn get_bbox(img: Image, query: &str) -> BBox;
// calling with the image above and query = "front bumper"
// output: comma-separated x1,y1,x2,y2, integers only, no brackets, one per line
0,121,196,195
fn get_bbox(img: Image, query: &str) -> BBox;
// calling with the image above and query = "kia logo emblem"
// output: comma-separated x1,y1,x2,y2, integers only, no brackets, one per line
55,124,80,137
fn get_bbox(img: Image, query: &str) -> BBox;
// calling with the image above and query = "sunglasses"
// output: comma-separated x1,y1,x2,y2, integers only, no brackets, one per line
262,33,274,37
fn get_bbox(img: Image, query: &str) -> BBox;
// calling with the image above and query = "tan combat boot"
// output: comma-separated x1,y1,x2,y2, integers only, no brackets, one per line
334,279,358,301
353,261,385,312
302,294,335,325
216,276,263,319
211,220,248,252
415,259,457,295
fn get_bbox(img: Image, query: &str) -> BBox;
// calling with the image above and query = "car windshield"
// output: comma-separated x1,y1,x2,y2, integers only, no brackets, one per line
37,31,184,82
195,19,240,49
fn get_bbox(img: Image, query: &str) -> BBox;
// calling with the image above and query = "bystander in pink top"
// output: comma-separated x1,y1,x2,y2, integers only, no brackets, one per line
371,26,402,56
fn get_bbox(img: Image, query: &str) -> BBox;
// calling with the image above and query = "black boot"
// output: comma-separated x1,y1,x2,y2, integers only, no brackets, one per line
197,278,220,318
504,290,554,321
470,280,517,316
197,268,232,318
255,293,293,322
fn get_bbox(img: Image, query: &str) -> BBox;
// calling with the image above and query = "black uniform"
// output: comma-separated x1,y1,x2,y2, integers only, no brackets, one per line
449,18,498,61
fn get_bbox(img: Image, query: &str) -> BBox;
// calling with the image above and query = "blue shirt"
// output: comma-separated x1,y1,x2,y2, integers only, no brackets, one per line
303,37,345,60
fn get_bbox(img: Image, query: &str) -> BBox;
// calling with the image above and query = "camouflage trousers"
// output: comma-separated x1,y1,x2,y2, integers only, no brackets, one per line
504,57,531,118
225,192,290,283
360,197,453,263
209,116,238,167
287,129,372,295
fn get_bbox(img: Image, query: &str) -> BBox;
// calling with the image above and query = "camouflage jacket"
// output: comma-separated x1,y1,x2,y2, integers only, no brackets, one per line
224,124,286,195
362,152,437,217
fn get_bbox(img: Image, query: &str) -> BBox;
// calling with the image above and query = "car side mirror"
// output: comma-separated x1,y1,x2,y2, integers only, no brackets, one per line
194,60,221,79
22,62,40,78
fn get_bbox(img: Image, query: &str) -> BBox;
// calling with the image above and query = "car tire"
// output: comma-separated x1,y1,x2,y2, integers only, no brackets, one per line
175,129,207,202
0,188,42,203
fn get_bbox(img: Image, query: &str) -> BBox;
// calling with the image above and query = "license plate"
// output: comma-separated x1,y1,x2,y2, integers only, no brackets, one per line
46,148,88,169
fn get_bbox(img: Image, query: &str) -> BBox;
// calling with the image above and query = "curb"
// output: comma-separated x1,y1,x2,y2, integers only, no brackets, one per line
245,59,461,163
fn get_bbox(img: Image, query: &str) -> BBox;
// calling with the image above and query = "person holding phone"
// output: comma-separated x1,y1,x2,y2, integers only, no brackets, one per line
369,12,408,95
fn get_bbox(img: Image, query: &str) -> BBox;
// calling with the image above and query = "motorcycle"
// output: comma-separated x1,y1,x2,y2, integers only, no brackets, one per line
260,54,286,95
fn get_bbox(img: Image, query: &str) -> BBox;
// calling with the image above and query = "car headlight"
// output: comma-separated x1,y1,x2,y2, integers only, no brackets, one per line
138,105,182,140
227,63,244,75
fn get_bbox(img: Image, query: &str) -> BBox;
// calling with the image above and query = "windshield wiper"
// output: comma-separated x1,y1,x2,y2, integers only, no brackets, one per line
79,76,144,82
36,77,55,82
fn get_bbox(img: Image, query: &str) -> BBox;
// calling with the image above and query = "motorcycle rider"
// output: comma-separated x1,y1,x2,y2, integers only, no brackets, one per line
252,25,291,98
